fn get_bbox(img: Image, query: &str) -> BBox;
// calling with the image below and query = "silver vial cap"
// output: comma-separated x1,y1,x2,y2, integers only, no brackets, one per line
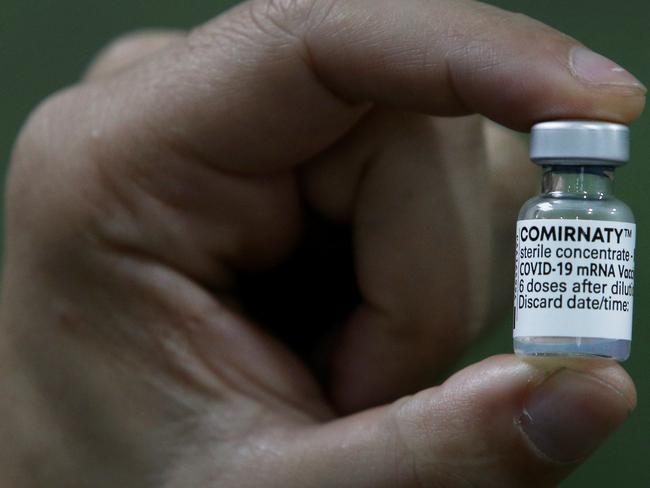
530,120,629,166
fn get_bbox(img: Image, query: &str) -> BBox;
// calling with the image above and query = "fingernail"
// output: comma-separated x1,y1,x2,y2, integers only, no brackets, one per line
518,368,633,463
570,46,646,92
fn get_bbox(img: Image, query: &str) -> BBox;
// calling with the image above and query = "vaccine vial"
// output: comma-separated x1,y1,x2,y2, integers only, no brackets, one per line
513,121,635,361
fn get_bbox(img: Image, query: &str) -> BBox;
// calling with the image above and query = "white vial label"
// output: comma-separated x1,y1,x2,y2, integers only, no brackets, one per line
514,219,635,340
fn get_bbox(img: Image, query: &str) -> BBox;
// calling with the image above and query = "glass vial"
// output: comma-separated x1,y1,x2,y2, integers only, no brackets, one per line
513,121,635,361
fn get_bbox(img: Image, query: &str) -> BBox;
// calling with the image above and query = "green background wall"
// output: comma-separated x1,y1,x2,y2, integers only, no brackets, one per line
1,1,648,485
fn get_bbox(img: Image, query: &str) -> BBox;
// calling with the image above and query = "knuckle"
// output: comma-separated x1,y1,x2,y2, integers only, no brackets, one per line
390,392,482,487
6,97,62,235
254,0,316,29
390,395,445,487
95,31,153,60
85,29,184,79
102,29,172,51
188,0,339,67
7,86,100,234
247,0,337,39
9,90,70,201
12,90,65,163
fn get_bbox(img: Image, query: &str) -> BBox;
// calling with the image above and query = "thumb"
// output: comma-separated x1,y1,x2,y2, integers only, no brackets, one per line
293,356,635,487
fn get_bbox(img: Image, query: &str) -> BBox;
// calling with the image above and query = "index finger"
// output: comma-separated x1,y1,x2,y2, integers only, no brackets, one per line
62,0,645,173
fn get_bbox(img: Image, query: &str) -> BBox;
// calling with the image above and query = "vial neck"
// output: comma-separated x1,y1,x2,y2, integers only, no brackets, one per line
541,165,614,198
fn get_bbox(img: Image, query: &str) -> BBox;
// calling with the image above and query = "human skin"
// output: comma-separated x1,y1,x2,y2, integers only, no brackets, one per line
0,0,645,486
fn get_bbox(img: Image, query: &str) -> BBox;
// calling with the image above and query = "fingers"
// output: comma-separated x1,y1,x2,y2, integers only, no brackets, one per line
302,113,533,412
302,112,492,410
10,0,640,399
15,0,645,278
45,0,646,175
164,355,635,487
306,0,646,125
286,356,635,488
83,30,185,81
15,0,642,285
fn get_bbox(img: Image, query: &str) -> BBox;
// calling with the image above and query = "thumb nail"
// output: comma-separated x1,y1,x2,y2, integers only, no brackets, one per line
518,368,633,463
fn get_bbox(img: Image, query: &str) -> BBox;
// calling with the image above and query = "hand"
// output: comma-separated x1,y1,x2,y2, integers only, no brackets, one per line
0,0,644,486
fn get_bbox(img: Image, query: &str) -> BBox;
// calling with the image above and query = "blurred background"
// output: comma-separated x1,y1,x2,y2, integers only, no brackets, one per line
1,0,648,485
